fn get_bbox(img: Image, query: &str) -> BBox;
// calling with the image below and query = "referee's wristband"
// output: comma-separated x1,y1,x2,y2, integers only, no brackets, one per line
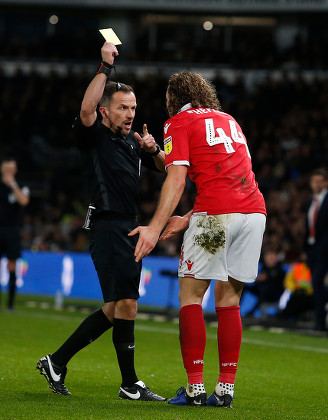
149,144,161,156
96,61,114,77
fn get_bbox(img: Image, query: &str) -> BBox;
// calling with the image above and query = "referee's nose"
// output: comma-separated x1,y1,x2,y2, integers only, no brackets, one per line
126,108,135,120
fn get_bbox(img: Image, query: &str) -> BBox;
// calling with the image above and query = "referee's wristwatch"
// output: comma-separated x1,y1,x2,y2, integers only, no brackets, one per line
149,144,161,156
96,61,113,77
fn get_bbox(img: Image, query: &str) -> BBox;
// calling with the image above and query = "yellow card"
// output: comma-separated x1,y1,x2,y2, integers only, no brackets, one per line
99,28,122,45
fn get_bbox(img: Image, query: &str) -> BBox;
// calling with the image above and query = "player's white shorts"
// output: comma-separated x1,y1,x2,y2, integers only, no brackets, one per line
178,212,266,283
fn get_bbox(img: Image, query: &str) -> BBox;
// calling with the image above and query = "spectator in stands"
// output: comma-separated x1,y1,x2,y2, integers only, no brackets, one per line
244,250,286,317
278,252,313,320
305,168,328,331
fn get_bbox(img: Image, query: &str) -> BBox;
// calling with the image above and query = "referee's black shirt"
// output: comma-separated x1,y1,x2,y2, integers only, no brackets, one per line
0,182,27,226
73,116,158,217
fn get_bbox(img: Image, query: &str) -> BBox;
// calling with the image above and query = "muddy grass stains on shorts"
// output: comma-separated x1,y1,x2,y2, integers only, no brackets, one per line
193,215,225,255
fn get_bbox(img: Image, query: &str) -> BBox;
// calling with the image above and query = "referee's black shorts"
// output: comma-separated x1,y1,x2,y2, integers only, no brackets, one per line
89,216,141,303
0,226,22,260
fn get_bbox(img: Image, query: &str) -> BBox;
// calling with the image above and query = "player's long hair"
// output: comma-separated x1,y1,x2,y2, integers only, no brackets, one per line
166,70,221,117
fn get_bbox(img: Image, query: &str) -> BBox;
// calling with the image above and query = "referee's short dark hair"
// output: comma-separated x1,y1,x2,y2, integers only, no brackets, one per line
99,81,135,107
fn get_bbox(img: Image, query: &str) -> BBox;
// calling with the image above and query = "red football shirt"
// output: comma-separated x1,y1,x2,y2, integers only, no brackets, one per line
164,107,266,215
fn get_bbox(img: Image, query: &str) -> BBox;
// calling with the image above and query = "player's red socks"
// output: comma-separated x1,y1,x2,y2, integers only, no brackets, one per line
179,304,206,384
216,305,242,384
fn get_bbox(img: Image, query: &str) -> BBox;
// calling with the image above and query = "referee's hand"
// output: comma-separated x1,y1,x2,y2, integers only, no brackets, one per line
134,124,157,153
101,42,119,65
128,225,159,262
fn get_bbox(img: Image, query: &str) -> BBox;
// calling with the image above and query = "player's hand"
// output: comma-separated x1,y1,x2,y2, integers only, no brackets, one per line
134,124,157,153
128,225,160,262
101,42,119,65
160,216,189,240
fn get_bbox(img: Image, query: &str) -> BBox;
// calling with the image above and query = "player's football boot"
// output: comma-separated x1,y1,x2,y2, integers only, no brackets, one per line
36,354,71,395
207,391,233,408
168,386,207,406
119,380,166,401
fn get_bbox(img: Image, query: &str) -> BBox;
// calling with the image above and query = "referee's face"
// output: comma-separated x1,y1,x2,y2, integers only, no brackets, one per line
106,91,137,136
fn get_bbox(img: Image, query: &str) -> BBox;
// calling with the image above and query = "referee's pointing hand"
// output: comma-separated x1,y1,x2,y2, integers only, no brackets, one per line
134,124,157,153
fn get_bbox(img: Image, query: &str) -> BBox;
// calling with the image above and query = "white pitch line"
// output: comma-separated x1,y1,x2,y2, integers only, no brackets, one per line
241,337,328,354
13,310,328,355
135,324,328,354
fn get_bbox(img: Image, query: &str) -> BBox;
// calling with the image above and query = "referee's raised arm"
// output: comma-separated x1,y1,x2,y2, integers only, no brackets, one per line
80,42,118,127
37,37,166,403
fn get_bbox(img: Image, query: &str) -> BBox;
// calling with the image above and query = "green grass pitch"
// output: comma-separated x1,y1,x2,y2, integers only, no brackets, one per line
0,297,327,420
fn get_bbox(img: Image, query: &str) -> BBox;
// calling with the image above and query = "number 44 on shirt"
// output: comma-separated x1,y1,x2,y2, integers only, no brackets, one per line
205,118,251,158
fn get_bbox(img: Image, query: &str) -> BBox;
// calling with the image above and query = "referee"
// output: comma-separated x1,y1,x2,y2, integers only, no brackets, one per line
0,157,30,310
37,42,166,401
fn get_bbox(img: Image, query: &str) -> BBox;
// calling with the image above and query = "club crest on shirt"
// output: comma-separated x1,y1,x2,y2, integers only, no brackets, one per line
164,136,172,155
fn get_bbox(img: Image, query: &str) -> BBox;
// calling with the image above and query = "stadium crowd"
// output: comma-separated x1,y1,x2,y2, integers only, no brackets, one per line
1,65,327,263
1,18,328,70
1,6,328,267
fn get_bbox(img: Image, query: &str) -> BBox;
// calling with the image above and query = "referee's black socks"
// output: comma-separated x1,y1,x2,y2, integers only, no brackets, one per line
7,270,16,309
112,318,138,387
51,309,112,367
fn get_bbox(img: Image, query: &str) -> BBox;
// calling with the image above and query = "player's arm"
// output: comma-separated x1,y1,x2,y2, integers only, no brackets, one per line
2,175,30,206
160,209,193,240
152,151,165,172
129,165,187,261
14,185,29,206
80,42,118,127
11,184,29,206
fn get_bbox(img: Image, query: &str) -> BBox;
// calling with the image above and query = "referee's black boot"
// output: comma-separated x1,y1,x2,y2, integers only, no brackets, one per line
36,354,71,395
119,380,166,401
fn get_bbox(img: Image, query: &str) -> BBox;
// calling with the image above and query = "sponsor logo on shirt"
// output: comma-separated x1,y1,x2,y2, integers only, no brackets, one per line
164,136,172,155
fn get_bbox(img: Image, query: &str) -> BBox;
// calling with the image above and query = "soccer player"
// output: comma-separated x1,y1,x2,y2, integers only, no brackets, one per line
130,71,266,407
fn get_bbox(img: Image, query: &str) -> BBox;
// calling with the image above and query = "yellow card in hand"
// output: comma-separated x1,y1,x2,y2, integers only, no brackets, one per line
99,28,122,45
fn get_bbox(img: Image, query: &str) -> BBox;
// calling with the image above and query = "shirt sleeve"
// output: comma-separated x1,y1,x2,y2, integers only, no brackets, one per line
164,118,190,169
72,115,100,150
140,148,160,172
